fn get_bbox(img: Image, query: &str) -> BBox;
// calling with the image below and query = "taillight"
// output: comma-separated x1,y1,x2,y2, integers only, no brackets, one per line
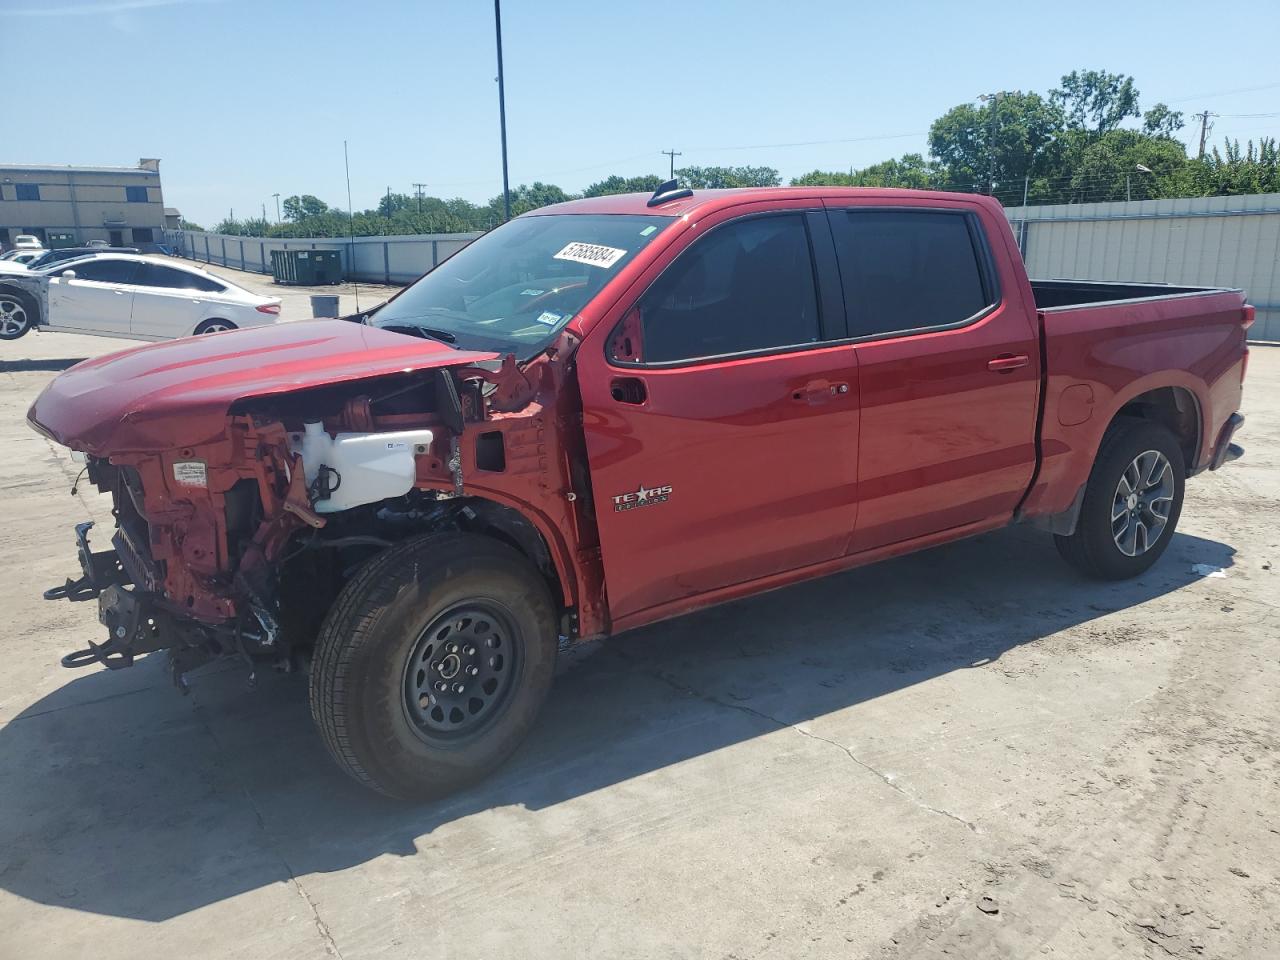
1242,304,1256,331
256,303,281,315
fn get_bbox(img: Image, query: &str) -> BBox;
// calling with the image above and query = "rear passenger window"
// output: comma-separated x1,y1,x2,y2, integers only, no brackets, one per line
615,214,820,364
833,210,993,337
134,263,225,292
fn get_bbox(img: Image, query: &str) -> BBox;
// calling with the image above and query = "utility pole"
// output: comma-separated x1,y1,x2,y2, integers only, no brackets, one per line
978,91,1007,195
494,0,511,222
662,148,682,180
1195,110,1217,159
413,182,427,214
261,203,267,224
272,193,280,223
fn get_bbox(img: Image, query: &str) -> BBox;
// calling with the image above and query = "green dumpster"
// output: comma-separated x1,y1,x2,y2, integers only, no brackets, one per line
270,249,343,285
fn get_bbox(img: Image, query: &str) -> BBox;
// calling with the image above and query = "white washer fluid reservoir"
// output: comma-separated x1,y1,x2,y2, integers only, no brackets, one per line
289,421,435,513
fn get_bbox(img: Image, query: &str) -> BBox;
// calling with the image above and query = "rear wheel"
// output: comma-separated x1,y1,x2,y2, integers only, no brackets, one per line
309,532,558,799
194,318,237,334
1055,418,1185,580
0,291,34,340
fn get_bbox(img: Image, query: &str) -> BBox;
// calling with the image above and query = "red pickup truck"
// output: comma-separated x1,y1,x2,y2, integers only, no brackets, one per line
30,184,1250,799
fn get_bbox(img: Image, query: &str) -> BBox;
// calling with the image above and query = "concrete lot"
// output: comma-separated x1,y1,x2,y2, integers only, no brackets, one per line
0,278,1277,959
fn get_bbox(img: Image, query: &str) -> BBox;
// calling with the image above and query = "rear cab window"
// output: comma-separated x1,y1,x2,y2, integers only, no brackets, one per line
828,208,998,338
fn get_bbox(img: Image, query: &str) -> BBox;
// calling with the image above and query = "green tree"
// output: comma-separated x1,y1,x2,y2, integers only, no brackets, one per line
791,153,942,189
582,174,663,197
928,91,1062,191
178,218,204,231
1051,69,1140,134
675,165,781,188
1142,103,1184,138
282,194,329,222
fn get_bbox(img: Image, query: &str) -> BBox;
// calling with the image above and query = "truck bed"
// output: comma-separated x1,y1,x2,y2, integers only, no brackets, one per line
1030,278,1225,310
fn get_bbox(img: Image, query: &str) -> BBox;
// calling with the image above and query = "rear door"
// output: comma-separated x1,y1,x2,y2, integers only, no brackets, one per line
824,201,1041,553
579,204,859,623
45,258,138,335
129,262,226,338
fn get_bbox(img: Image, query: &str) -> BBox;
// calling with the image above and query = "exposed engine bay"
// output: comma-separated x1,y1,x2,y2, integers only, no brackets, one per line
40,350,601,689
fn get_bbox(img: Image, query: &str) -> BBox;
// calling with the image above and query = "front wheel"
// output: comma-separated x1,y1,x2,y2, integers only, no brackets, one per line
309,532,558,799
0,291,35,340
1055,418,1185,580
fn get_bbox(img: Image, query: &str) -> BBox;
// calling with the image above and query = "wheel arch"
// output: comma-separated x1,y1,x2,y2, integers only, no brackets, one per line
1107,383,1202,478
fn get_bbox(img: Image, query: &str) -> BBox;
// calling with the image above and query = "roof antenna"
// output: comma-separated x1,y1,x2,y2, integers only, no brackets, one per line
343,139,361,315
647,178,693,208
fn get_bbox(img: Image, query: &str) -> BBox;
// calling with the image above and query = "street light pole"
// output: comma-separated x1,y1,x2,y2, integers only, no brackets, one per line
272,193,280,223
494,0,511,222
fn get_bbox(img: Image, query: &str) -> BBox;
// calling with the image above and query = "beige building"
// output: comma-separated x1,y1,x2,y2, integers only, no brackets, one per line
0,159,166,249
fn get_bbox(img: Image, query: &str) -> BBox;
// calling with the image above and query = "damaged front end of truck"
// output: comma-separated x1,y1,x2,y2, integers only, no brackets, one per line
29,319,601,690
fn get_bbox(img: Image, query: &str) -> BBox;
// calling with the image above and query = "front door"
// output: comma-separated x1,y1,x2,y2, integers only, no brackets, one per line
824,201,1042,553
45,258,138,335
580,208,859,623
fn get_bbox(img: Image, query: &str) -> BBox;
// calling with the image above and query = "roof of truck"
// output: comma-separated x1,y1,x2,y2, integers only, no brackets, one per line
530,187,1003,219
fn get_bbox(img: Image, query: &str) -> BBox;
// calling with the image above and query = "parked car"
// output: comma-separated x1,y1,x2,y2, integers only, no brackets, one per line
25,246,139,270
0,249,44,265
84,239,110,249
0,254,281,340
12,234,43,250
30,185,1250,799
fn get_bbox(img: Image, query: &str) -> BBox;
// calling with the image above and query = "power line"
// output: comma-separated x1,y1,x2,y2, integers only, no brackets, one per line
1167,80,1280,104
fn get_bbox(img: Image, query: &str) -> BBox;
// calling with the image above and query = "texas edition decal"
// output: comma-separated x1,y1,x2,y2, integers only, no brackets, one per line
612,482,673,512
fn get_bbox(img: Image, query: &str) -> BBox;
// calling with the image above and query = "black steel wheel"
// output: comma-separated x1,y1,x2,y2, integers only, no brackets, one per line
402,602,521,739
309,531,557,800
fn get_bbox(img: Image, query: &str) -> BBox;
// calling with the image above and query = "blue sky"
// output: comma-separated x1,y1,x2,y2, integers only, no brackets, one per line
8,0,1280,227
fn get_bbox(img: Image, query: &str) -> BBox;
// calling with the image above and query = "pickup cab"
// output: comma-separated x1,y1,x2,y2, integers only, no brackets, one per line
29,184,1250,799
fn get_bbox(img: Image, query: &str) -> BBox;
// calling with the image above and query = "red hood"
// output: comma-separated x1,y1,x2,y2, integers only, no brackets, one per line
28,320,498,455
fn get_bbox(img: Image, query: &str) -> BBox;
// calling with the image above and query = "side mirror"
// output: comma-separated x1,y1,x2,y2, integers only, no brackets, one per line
60,269,77,280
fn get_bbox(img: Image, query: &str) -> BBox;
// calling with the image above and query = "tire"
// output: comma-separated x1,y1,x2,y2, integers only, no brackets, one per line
309,532,558,799
194,318,237,335
0,290,35,340
1055,418,1185,580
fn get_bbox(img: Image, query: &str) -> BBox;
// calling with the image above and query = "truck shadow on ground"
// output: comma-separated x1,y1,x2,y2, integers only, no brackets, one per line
0,526,1235,921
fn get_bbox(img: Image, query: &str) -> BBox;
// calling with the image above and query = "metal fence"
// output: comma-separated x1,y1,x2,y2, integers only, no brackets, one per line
170,192,1280,341
164,229,482,286
1004,192,1280,342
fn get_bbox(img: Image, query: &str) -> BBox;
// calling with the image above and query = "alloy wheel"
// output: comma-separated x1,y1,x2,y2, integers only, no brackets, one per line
0,298,29,337
1112,449,1175,557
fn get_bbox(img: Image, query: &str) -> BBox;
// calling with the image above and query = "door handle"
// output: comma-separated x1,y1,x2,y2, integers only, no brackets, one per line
988,354,1029,373
114,290,126,295
791,380,849,405
610,377,647,405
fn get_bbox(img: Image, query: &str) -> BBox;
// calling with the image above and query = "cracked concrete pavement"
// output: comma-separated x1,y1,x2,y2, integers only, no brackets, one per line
0,268,1277,959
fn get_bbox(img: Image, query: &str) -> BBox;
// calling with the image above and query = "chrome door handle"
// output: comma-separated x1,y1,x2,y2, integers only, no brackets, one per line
988,354,1029,373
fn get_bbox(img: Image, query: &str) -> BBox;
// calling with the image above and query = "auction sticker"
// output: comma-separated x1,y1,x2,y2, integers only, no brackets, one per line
553,241,627,269
172,460,208,488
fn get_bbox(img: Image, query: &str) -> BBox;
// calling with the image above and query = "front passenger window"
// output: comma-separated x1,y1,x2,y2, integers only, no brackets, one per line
612,214,820,364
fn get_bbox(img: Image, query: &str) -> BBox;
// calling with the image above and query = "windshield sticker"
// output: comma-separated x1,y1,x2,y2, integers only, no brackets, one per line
535,310,563,326
520,288,546,296
639,225,657,236
553,241,627,269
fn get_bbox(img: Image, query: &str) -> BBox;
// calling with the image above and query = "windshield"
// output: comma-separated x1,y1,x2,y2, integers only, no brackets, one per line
372,213,673,359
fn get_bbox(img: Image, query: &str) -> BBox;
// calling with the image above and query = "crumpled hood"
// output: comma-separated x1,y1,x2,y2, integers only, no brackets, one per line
28,320,497,455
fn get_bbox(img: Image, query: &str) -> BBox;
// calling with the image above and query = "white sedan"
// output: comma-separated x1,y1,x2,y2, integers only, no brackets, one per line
0,254,282,341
